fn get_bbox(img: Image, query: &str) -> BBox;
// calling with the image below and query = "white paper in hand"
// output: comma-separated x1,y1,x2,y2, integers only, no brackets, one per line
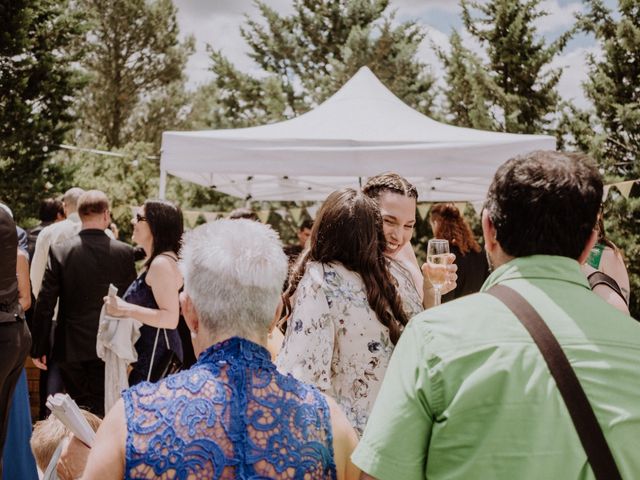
46,393,96,447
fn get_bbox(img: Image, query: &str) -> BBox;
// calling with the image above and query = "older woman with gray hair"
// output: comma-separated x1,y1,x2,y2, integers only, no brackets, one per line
77,219,359,480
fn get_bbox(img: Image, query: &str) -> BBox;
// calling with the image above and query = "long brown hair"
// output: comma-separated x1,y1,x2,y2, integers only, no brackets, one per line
283,188,408,344
430,203,481,255
596,213,617,251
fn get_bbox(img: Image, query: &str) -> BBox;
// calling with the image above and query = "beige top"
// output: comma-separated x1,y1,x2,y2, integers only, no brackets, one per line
276,261,397,435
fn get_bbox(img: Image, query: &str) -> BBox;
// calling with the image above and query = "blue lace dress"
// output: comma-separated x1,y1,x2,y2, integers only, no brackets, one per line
122,270,183,385
122,337,337,479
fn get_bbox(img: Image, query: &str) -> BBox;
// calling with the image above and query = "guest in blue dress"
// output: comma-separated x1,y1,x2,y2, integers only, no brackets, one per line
77,218,359,479
104,200,184,386
2,370,38,480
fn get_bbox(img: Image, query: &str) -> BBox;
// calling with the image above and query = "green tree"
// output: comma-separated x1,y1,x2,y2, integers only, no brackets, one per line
200,0,436,129
75,0,194,149
440,0,571,133
578,0,640,176
436,31,496,130
574,0,640,317
0,0,85,221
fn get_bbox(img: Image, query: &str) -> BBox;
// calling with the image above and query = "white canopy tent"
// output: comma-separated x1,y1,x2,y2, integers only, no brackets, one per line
160,67,555,202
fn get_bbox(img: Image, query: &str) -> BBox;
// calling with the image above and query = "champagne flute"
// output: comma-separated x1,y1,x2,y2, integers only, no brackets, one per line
426,239,450,306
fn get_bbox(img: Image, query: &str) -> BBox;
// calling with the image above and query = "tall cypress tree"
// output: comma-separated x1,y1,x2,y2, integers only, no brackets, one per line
579,0,640,176
440,0,571,133
0,0,85,221
436,31,495,130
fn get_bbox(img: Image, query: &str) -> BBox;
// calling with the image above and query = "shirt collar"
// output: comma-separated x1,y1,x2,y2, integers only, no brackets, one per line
481,255,591,292
67,212,80,223
198,336,273,367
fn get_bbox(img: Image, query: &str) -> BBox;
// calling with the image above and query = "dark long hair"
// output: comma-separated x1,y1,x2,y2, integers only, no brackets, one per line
596,213,617,251
430,203,481,255
283,188,408,344
143,200,184,268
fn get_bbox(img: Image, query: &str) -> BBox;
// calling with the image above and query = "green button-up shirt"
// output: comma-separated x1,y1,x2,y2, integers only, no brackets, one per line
352,255,640,480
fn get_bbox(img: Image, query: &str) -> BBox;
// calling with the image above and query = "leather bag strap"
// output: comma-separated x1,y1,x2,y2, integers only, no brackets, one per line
487,284,621,480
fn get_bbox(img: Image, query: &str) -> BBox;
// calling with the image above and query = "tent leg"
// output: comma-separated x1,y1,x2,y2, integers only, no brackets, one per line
159,169,167,200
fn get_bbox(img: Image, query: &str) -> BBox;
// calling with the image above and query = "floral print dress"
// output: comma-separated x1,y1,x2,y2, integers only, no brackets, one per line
276,261,396,435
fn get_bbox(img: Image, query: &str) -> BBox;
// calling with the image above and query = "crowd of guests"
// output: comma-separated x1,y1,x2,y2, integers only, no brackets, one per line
0,149,638,479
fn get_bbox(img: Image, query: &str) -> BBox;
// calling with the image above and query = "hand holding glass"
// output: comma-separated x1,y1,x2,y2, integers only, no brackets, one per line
426,239,450,306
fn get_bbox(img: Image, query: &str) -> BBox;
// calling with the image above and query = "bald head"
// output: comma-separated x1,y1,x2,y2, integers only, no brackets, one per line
77,190,111,232
63,187,85,214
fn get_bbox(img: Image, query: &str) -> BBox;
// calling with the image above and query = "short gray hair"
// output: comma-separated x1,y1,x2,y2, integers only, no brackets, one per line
63,187,85,212
180,219,288,338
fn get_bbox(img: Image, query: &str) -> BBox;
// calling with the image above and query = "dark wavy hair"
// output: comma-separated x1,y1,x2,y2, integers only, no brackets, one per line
430,203,481,255
143,200,184,268
283,188,408,344
484,151,602,259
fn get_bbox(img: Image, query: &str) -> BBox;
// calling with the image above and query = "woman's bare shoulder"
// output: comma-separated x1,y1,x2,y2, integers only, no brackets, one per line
147,253,182,285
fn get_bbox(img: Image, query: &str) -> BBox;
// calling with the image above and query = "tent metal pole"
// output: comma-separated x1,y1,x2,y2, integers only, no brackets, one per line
159,168,167,200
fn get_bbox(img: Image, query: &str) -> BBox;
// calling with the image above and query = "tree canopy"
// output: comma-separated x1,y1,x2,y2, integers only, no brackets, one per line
0,0,85,220
193,0,436,129
75,0,194,149
439,0,571,134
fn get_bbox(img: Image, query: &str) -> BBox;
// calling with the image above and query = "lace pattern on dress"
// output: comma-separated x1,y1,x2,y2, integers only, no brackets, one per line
123,337,337,479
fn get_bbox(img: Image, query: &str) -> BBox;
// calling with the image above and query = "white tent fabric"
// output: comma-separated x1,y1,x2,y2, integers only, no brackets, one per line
160,67,555,202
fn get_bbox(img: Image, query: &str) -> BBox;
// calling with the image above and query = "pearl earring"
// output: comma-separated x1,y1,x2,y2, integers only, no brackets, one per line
190,330,197,339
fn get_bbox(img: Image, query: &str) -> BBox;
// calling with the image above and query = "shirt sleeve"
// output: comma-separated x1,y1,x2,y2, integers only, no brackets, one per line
351,320,435,480
31,247,62,358
30,228,50,297
275,275,335,393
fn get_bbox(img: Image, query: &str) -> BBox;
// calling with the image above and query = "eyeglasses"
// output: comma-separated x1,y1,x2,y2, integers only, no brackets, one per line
135,213,147,223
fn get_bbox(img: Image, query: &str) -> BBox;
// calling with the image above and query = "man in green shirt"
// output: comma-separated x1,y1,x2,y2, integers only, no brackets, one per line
353,151,640,479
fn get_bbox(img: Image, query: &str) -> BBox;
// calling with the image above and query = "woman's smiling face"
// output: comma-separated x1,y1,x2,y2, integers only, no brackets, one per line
378,191,416,257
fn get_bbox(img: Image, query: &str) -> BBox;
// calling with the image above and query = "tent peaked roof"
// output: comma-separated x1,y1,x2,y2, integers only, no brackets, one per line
160,66,556,202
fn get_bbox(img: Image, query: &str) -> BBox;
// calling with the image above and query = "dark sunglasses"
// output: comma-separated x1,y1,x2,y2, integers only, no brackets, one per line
135,213,147,223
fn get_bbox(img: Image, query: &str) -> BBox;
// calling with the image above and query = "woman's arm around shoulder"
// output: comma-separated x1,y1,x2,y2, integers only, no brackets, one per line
324,394,360,480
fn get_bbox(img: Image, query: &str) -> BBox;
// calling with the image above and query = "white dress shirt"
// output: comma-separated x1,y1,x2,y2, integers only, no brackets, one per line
31,213,82,297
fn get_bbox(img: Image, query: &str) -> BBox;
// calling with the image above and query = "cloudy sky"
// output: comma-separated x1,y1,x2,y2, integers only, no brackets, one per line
174,0,616,110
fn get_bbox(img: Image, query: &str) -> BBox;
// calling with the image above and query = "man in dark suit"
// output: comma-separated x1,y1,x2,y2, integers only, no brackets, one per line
32,190,136,416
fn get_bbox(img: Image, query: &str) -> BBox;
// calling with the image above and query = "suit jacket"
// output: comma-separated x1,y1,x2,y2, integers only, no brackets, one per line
32,229,136,363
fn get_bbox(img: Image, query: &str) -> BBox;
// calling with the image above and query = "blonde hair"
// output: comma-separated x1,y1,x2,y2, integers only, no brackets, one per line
30,411,102,471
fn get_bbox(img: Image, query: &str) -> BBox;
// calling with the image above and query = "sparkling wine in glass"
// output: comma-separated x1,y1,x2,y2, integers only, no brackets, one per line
427,239,450,306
